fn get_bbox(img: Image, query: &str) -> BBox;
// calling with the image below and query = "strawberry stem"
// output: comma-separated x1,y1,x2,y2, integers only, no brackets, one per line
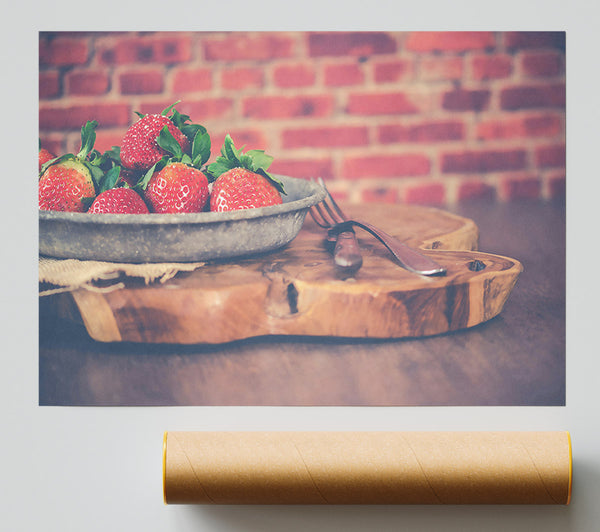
76,120,98,160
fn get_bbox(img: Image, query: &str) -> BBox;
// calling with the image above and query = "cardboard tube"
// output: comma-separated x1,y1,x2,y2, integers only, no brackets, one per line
163,431,572,505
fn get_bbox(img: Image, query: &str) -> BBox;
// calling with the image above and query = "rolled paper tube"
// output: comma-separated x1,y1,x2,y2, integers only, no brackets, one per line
163,431,572,505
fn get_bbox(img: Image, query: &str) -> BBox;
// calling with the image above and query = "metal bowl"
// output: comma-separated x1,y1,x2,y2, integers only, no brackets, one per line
39,175,326,263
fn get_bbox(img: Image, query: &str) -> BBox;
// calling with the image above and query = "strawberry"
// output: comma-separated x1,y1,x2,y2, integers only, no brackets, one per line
132,105,213,213
207,135,285,212
39,147,56,172
88,187,149,214
39,161,96,212
210,167,283,212
39,121,102,212
143,162,209,213
120,102,204,172
121,114,189,171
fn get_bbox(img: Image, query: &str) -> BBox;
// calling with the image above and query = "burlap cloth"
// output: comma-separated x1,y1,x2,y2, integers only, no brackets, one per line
39,255,205,296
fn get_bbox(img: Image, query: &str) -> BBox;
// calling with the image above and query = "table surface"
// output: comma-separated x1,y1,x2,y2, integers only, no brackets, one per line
39,198,565,407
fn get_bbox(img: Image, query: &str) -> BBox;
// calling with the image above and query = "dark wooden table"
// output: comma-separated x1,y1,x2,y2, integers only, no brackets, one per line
39,198,565,406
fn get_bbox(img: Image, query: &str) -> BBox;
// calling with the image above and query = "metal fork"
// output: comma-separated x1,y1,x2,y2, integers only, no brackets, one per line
310,178,446,276
310,178,363,273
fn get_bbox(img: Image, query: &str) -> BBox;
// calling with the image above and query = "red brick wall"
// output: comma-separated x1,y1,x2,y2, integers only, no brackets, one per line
39,31,566,205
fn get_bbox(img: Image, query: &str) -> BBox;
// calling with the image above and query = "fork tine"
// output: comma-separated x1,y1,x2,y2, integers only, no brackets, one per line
314,202,335,226
309,178,336,228
309,204,331,228
314,178,344,224
308,178,328,228
310,177,348,228
321,198,344,225
317,177,346,223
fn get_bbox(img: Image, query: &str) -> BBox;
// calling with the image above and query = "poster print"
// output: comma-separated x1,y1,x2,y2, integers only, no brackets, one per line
38,31,565,406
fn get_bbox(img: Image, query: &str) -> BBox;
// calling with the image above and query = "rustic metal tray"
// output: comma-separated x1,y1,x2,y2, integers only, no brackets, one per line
39,175,326,263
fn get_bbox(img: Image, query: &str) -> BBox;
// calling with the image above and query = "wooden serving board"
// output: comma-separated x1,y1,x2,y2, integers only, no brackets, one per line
46,203,522,344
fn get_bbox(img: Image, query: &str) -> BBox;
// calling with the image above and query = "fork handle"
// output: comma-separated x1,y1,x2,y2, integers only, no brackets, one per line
333,229,363,273
329,220,446,276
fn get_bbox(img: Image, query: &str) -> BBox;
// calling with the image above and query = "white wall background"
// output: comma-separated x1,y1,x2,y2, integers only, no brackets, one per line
3,1,599,530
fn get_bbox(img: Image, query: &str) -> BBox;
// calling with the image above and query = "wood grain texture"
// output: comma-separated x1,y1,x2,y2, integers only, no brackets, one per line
51,204,521,344
38,199,565,406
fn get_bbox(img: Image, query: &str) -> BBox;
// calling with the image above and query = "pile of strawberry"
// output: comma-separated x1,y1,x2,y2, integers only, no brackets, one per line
39,102,285,215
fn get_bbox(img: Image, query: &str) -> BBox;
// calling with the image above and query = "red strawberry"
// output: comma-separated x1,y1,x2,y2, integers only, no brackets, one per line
120,114,190,172
206,135,284,212
144,162,209,213
39,160,95,212
88,187,150,214
39,121,100,212
210,167,283,212
39,148,56,172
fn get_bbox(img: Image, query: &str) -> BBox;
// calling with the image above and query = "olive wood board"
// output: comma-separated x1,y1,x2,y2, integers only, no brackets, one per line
43,203,523,344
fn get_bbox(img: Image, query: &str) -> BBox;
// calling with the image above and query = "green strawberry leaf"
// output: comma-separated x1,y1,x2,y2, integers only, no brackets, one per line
77,120,98,160
88,150,113,170
134,111,145,119
85,145,125,173
161,100,182,116
256,168,286,194
135,166,155,193
221,134,240,165
207,134,286,194
93,146,122,170
81,196,96,211
246,150,274,171
207,134,285,194
105,145,121,161
169,108,209,146
134,156,169,192
181,154,192,165
156,125,183,159
181,123,206,141
192,131,211,167
170,108,186,123
206,157,237,181
87,149,102,162
170,108,191,129
217,136,274,172
238,154,253,170
87,163,106,190
97,165,121,193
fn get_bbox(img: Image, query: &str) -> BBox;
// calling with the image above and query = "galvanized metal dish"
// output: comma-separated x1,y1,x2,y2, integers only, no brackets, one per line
39,175,326,263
